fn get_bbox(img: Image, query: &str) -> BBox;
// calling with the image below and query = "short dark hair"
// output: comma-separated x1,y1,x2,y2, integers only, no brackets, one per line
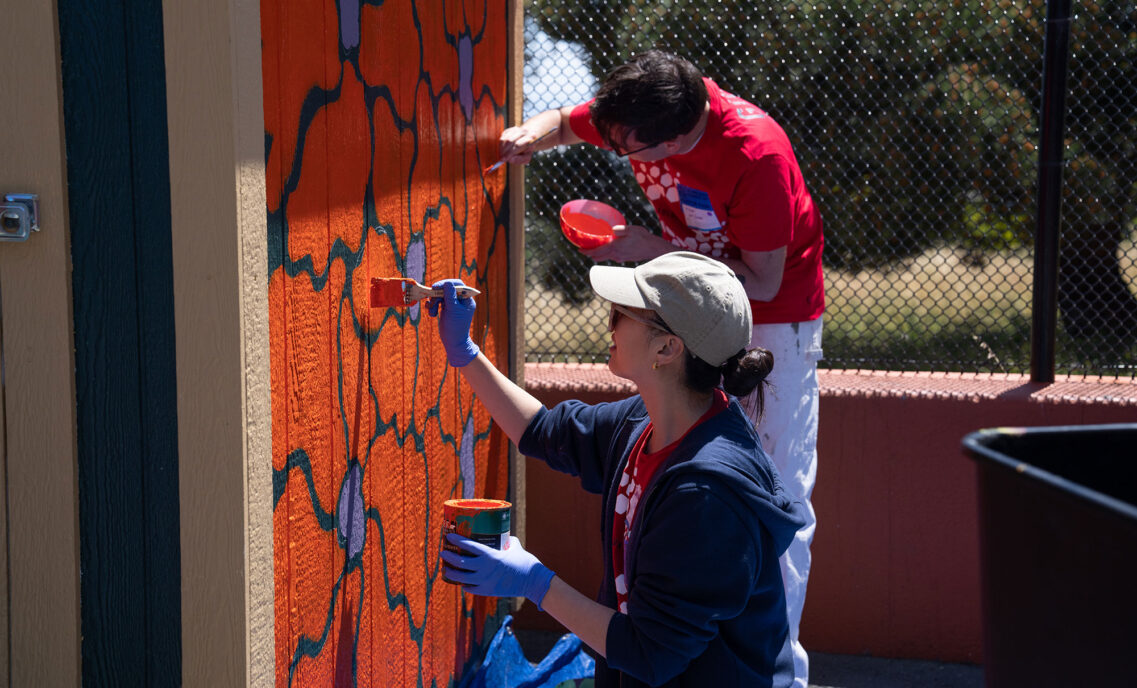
590,50,708,151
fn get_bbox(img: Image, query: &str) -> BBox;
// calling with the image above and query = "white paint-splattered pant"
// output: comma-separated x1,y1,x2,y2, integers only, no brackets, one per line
743,317,822,688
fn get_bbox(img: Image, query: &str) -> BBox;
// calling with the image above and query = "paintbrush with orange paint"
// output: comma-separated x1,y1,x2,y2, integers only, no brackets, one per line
484,126,559,174
370,277,480,308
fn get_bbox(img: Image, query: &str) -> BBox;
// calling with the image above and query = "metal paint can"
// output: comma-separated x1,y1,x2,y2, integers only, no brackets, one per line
442,498,511,584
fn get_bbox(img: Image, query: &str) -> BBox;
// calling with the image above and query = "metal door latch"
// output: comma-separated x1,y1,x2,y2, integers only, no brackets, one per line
1,194,39,242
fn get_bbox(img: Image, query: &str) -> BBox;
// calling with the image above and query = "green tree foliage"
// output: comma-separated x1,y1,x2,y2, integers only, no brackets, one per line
1056,3,1137,339
527,0,1137,342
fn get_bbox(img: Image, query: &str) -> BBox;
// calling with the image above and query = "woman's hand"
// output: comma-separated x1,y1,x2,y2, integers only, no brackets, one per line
441,534,556,609
425,280,479,367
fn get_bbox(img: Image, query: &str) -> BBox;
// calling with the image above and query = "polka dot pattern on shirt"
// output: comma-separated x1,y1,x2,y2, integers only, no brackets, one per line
632,160,733,259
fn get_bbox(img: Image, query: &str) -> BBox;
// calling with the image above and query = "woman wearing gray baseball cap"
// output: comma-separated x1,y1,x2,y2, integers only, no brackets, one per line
429,251,806,688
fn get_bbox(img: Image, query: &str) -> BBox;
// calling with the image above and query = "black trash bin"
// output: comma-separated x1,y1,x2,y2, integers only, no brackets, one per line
962,423,1137,688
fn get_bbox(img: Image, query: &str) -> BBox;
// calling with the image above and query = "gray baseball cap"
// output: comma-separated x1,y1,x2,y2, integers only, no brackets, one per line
589,251,753,366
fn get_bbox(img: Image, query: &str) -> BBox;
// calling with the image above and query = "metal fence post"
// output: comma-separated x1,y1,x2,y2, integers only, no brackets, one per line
1031,0,1073,383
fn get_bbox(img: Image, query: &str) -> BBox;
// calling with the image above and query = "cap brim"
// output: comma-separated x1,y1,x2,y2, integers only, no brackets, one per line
589,265,648,308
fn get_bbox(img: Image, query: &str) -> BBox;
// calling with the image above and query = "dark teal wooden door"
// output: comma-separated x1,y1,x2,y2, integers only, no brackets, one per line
57,0,181,684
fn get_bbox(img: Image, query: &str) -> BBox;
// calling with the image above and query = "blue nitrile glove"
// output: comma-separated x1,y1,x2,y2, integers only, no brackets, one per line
441,534,556,609
425,279,479,367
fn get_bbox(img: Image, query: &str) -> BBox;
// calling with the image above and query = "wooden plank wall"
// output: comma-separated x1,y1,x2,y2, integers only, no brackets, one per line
262,0,511,684
57,0,182,683
1,3,82,684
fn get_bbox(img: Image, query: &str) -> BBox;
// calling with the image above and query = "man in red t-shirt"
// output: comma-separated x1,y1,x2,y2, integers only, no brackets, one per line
499,50,823,688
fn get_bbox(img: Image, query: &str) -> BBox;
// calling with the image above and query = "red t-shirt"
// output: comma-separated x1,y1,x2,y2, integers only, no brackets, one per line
570,78,825,324
611,390,730,613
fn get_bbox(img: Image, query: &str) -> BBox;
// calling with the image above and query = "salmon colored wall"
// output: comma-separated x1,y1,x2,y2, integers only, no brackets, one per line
516,364,1137,664
262,1,511,684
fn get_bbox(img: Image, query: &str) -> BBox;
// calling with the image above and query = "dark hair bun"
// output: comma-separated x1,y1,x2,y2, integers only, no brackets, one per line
721,347,774,399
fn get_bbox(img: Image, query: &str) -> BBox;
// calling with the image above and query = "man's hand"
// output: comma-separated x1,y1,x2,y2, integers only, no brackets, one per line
582,224,674,263
498,107,575,165
441,534,556,609
498,126,545,165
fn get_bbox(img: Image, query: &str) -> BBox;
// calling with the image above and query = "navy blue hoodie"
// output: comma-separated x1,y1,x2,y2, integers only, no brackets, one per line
519,394,807,688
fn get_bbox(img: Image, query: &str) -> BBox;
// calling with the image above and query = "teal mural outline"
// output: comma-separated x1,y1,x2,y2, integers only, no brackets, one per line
268,0,509,685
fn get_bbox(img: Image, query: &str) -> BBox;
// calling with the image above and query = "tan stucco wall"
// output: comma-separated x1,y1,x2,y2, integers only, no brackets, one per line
162,0,273,685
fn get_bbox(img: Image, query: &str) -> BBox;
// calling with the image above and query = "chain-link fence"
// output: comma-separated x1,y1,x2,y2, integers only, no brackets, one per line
519,0,1137,376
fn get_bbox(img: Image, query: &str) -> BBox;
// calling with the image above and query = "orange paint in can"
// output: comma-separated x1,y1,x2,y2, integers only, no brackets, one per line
442,498,512,583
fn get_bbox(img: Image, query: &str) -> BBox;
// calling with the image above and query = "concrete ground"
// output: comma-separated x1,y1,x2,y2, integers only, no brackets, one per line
810,652,982,688
515,628,984,688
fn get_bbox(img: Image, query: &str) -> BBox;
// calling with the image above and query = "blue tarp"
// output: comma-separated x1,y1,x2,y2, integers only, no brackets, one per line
461,615,594,688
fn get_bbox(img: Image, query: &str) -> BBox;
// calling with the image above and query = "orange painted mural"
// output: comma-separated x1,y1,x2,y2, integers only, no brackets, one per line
263,0,511,685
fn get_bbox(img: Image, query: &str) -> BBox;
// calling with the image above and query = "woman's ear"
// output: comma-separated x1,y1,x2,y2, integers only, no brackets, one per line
654,332,686,367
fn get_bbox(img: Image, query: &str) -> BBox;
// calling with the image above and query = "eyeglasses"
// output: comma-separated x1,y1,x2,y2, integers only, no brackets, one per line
608,304,674,334
610,139,659,158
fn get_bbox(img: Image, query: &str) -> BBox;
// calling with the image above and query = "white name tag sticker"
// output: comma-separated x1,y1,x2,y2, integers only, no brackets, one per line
677,184,723,232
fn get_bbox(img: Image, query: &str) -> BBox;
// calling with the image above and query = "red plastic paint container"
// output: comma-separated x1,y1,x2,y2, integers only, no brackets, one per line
559,199,622,249
441,499,512,584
